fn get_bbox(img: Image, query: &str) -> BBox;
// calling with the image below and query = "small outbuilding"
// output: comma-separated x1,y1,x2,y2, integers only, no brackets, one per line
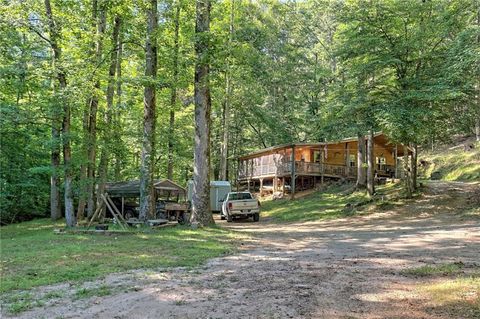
187,180,232,213
105,179,187,219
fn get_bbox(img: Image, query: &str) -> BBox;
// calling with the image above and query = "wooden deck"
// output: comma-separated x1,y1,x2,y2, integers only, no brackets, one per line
238,161,395,180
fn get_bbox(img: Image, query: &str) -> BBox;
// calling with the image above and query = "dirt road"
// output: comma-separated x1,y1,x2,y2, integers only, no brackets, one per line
10,181,480,319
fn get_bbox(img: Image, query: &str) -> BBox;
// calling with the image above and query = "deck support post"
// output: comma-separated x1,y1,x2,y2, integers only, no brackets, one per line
259,178,264,197
321,149,324,185
282,177,285,196
394,145,399,179
247,178,251,191
121,196,124,216
291,145,296,199
345,143,350,177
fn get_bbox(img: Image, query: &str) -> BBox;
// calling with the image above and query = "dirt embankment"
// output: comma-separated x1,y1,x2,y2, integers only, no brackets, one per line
5,181,480,319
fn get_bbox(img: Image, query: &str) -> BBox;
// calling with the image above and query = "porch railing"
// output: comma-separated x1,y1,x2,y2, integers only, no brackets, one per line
238,161,357,180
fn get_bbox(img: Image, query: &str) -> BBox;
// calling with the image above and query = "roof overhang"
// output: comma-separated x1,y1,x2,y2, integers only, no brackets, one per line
238,132,410,160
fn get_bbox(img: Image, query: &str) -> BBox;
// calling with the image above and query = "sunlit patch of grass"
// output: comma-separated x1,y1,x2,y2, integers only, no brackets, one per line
420,276,480,318
401,262,465,277
0,219,247,295
261,182,404,222
421,142,480,181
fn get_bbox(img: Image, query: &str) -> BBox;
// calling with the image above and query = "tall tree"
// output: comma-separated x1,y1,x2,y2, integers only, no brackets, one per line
50,81,61,221
97,16,122,209
44,0,75,227
167,0,181,181
219,0,235,181
139,0,158,221
77,0,106,220
191,0,214,226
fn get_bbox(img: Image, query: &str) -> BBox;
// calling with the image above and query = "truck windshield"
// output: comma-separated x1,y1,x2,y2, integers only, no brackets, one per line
229,193,252,200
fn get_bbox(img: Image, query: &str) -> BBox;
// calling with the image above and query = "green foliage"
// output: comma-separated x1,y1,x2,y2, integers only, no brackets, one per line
0,0,478,223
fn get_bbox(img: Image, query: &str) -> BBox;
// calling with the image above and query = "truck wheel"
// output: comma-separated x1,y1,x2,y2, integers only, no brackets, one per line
124,209,135,220
177,212,186,225
253,213,260,222
227,214,233,223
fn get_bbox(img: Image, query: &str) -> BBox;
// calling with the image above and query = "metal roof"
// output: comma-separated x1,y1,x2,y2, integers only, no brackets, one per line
105,179,186,197
238,132,409,160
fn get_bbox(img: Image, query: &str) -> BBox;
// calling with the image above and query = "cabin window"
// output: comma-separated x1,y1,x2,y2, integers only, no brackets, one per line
376,157,386,170
313,151,321,163
349,154,356,167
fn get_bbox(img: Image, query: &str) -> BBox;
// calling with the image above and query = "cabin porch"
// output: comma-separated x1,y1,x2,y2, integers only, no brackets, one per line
237,133,408,196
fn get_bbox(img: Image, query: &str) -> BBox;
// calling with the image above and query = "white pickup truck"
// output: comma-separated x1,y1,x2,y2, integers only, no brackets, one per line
221,192,260,222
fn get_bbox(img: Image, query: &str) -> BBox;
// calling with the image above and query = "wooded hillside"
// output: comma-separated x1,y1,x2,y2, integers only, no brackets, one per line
1,0,479,224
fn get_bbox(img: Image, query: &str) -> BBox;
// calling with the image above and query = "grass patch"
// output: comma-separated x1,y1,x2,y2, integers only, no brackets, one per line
402,262,465,277
420,275,480,318
404,262,480,318
420,142,480,181
0,219,245,294
74,285,111,299
261,182,403,222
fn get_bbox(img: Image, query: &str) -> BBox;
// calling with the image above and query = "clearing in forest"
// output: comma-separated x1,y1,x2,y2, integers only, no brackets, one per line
1,181,479,319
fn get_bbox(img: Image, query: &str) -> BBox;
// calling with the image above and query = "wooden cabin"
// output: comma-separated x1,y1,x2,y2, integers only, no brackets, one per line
238,133,409,195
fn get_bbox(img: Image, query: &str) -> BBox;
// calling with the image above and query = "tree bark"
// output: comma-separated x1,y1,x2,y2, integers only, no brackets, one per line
76,0,106,220
97,16,121,210
45,0,75,227
476,117,480,142
403,145,412,198
219,0,234,181
410,143,418,192
476,7,480,142
167,1,181,181
50,120,61,220
191,0,214,226
356,132,366,189
113,35,123,182
366,130,375,195
86,2,106,218
139,0,158,221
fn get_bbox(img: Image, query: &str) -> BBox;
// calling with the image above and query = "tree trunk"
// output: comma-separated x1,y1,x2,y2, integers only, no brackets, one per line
476,117,480,142
76,115,88,220
403,145,412,198
191,0,214,226
411,143,418,192
139,0,158,221
50,122,61,220
86,3,106,218
45,0,75,227
76,1,106,220
356,132,366,189
219,0,234,181
97,16,121,209
167,1,181,181
366,130,375,195
476,7,480,142
113,35,123,183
